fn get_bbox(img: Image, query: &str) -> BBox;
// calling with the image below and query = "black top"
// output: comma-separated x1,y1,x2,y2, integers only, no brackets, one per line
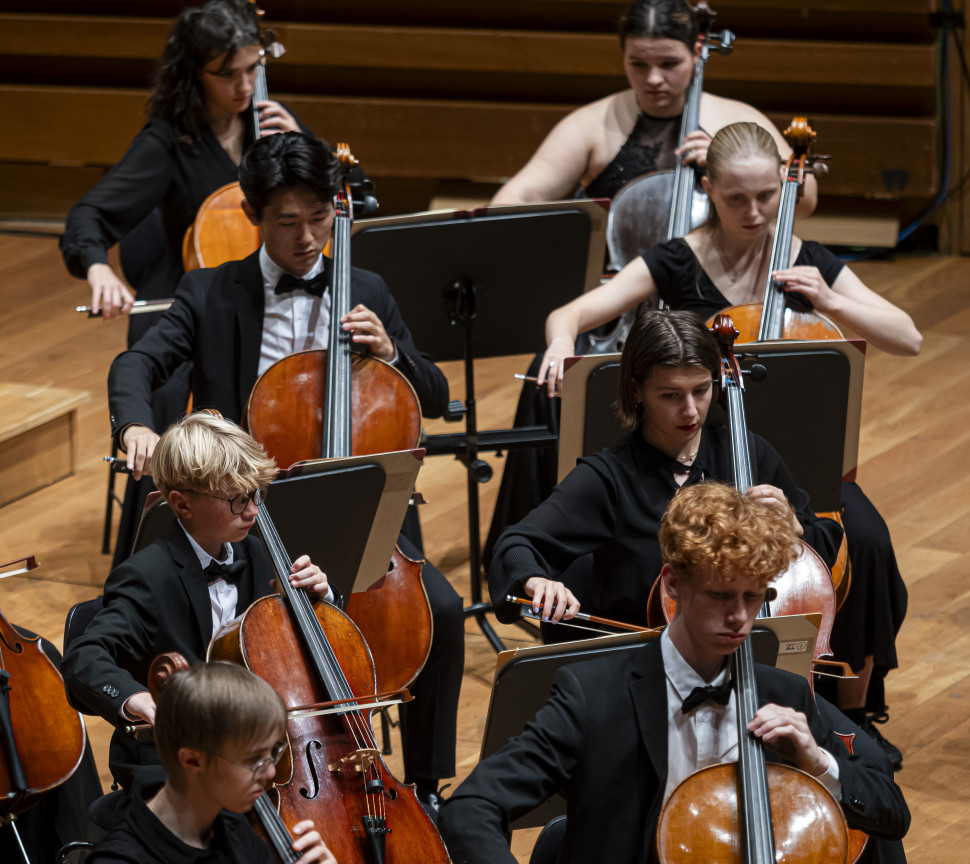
59,113,310,300
583,111,682,201
642,237,845,320
489,425,843,626
87,781,274,864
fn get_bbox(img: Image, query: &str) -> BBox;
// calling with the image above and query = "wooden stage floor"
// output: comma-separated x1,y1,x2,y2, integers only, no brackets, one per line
1,232,968,861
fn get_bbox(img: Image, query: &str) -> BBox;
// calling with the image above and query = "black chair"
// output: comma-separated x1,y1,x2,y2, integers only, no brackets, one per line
63,597,104,657
54,841,93,864
529,816,567,864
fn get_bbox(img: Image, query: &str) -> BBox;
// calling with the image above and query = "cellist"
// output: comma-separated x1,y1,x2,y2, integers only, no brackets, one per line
86,661,335,864
105,131,463,819
62,412,331,792
440,481,910,864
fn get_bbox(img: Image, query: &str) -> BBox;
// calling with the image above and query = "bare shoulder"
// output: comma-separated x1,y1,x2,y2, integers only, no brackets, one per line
699,93,791,154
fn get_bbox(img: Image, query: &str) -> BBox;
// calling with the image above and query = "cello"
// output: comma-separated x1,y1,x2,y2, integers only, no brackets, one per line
588,1,735,354
703,118,851,604
655,614,850,863
0,557,86,845
244,145,431,696
208,501,451,863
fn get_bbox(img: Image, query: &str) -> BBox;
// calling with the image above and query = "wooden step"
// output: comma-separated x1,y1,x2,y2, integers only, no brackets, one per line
0,382,90,507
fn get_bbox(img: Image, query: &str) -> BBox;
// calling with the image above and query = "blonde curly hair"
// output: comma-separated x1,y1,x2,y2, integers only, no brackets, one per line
659,482,798,588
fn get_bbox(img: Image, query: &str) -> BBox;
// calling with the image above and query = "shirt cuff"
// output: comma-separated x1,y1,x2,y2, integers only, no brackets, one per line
816,747,842,800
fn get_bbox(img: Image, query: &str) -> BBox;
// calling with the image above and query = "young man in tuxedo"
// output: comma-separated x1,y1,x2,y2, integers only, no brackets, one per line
106,132,462,814
88,661,335,864
63,412,330,790
439,483,910,863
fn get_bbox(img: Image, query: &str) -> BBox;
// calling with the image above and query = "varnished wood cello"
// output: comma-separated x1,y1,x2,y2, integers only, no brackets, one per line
208,500,450,863
703,118,851,604
0,557,86,850
244,146,431,697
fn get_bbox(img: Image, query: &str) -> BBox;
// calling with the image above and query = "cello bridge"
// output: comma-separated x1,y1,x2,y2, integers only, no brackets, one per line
328,747,379,774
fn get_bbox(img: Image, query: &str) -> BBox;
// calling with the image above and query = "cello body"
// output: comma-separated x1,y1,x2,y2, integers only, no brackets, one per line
182,182,260,272
209,512,450,863
657,761,848,863
0,573,86,818
245,350,422,471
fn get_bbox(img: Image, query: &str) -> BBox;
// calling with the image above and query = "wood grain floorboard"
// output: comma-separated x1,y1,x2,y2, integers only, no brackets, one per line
0,235,966,861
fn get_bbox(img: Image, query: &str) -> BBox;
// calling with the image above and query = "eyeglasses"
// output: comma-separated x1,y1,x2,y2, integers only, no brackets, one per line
215,740,287,782
186,487,267,515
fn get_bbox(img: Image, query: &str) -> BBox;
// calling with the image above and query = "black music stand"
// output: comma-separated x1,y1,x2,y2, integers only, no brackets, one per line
479,622,802,835
350,202,607,651
557,340,866,511
131,451,422,602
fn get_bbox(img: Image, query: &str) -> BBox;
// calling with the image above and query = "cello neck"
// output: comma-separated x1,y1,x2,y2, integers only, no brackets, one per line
666,57,705,241
322,158,356,459
253,793,299,863
757,176,800,341
251,58,269,140
732,636,776,863
255,506,355,705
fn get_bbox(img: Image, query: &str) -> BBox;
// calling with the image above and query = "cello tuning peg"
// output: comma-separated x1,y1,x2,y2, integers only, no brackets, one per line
743,363,768,383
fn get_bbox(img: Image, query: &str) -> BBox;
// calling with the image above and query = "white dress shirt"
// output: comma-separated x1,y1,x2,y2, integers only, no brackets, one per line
179,522,241,636
258,246,330,376
660,628,841,802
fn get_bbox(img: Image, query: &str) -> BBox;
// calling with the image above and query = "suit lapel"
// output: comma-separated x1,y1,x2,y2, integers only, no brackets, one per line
166,522,214,644
630,638,669,785
233,251,266,411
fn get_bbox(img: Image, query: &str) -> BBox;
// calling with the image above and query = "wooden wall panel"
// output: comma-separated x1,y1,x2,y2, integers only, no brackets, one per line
0,1,945,241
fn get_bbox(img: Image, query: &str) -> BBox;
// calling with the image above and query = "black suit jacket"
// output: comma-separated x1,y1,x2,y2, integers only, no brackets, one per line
61,522,275,789
108,251,449,436
439,638,910,864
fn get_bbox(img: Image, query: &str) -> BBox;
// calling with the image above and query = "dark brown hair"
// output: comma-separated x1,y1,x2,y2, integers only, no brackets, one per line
616,309,720,429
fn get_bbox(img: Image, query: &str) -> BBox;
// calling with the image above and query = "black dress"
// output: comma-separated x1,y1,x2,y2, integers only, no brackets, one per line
489,426,843,628
583,110,682,201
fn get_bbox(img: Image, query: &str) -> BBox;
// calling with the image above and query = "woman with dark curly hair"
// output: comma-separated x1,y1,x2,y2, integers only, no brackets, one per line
60,0,308,327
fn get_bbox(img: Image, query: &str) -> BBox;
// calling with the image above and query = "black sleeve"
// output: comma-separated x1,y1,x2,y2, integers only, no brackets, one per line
61,560,161,723
813,695,911,842
107,270,207,437
797,241,845,287
60,121,178,279
488,459,620,623
641,239,700,307
439,666,589,864
750,432,843,570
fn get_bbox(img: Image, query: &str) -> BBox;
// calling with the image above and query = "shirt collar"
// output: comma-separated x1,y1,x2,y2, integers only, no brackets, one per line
661,627,730,702
178,520,234,571
259,245,325,294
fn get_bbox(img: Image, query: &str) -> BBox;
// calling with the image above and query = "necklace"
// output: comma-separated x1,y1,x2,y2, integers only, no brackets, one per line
676,450,698,465
713,231,769,285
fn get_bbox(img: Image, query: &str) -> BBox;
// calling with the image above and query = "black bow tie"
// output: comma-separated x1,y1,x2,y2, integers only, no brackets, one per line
681,677,733,714
205,558,248,585
274,272,327,298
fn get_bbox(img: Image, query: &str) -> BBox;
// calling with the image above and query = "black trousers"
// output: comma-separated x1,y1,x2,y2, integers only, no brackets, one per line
395,535,464,783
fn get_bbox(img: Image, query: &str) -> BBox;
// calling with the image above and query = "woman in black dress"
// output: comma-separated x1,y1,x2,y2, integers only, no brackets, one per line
488,308,842,628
